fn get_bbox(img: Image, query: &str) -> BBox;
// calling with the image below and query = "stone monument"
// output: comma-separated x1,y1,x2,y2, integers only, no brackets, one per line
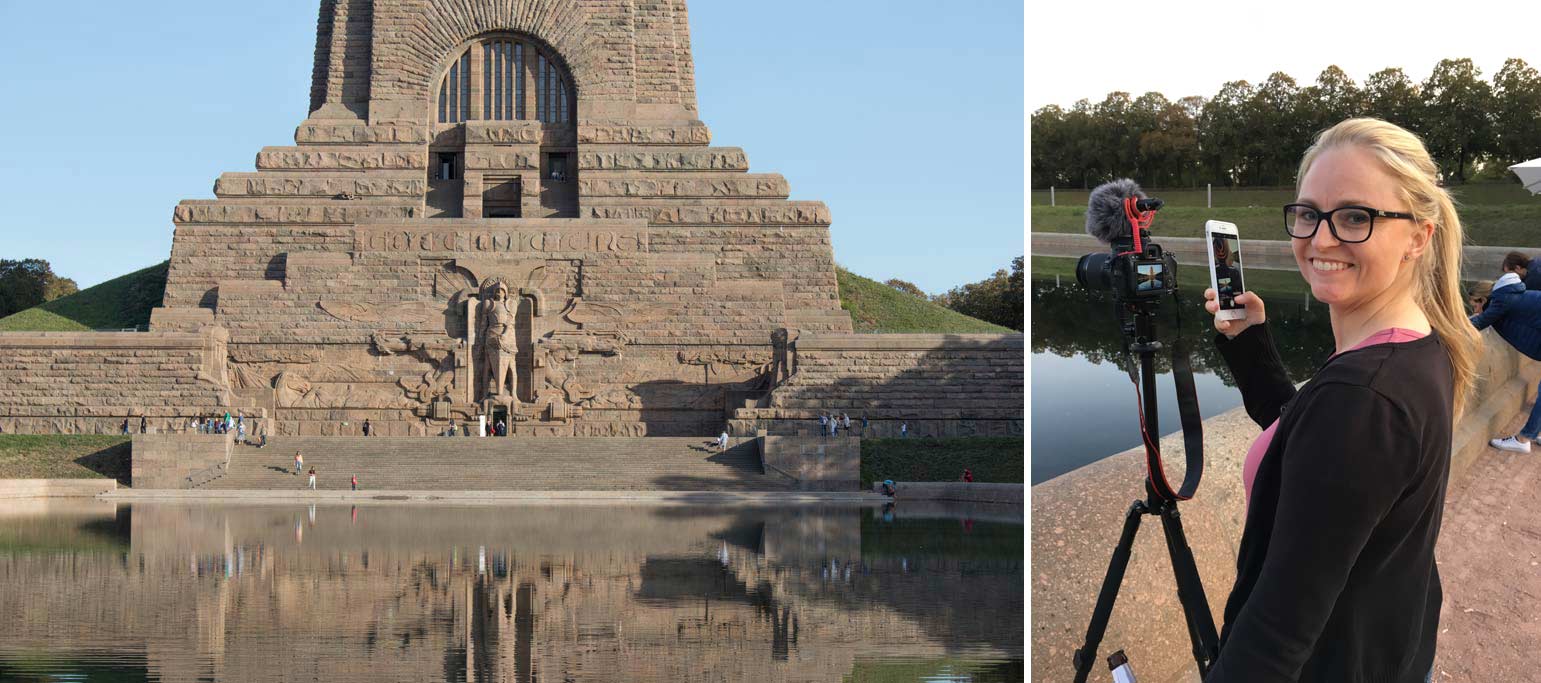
0,0,1023,442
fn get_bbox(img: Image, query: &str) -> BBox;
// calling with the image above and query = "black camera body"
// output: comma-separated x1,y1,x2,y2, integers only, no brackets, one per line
1076,234,1179,303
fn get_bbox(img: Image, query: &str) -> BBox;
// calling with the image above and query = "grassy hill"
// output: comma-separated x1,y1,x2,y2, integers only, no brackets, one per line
837,268,1014,334
0,261,168,332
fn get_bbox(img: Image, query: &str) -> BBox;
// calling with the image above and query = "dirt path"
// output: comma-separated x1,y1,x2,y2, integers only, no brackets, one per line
1435,411,1541,680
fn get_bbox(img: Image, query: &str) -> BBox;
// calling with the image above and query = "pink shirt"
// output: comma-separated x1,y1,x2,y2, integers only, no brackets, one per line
1241,328,1429,503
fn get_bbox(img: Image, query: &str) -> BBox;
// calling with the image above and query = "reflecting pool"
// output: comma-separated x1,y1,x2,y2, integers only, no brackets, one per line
1031,258,1334,484
0,500,1023,682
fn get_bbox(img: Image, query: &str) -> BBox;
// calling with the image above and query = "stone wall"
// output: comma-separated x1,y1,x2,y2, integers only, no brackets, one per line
732,333,1025,438
131,434,233,490
758,434,860,491
0,329,233,434
0,480,118,499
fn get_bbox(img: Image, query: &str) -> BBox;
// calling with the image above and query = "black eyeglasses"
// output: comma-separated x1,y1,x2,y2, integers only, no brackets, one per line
1283,204,1415,243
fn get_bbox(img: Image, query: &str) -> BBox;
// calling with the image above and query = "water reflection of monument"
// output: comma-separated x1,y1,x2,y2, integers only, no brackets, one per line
0,503,1022,682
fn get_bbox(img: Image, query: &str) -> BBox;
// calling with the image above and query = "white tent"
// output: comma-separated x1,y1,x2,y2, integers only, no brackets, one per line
1511,158,1541,195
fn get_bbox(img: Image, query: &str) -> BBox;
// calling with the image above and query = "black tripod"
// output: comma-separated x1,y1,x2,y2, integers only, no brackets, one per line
1071,305,1220,683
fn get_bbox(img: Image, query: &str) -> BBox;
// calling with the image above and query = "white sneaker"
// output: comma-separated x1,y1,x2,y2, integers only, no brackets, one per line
1491,436,1532,453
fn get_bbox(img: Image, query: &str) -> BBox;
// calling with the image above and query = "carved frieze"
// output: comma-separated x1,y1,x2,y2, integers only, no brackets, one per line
319,301,441,326
174,204,417,224
577,124,711,145
294,124,429,145
578,149,748,171
584,203,831,226
256,148,424,170
354,227,649,254
577,176,789,198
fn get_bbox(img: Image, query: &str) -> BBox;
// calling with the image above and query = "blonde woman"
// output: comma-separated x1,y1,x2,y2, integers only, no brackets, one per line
1202,118,1477,682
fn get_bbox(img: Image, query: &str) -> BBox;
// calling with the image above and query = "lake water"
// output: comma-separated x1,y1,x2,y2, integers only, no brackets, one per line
1030,263,1334,484
0,500,1023,682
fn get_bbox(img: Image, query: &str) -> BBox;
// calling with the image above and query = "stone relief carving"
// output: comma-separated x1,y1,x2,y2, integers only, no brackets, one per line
677,349,773,380
477,279,520,401
371,333,462,404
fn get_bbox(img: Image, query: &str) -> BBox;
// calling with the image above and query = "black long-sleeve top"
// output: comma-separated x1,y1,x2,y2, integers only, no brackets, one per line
1204,323,1453,683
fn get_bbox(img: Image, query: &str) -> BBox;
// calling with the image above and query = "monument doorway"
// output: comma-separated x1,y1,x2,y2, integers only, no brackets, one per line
490,405,510,434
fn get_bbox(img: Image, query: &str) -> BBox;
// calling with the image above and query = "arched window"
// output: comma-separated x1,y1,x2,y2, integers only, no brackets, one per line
435,34,573,125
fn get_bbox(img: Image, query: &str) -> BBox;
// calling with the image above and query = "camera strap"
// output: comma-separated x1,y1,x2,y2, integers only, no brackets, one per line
1122,295,1206,502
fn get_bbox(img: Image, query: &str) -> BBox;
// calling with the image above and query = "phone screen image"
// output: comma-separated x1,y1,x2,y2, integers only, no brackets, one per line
1211,234,1245,310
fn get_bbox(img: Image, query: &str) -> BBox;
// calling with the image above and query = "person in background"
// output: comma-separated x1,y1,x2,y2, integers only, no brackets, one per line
121,418,130,435
962,468,974,483
307,467,317,490
1469,264,1541,453
294,450,304,476
351,474,358,492
363,419,372,437
1500,251,1541,293
236,419,246,445
900,422,908,438
718,430,730,453
139,416,147,434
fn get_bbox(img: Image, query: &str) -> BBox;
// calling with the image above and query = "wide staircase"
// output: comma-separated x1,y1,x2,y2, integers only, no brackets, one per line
197,436,795,492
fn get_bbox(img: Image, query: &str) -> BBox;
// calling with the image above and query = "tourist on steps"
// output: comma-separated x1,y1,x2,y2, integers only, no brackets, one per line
363,419,372,437
307,467,317,490
121,418,130,435
1198,118,1475,683
718,430,729,453
294,451,304,476
139,416,147,434
351,474,358,491
1469,261,1541,453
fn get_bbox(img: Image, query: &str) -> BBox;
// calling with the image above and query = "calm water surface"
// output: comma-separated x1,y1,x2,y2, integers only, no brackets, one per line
1031,264,1333,484
0,500,1023,682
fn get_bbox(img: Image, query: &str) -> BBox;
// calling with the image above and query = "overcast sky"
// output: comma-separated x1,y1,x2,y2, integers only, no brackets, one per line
0,1,1024,295
1027,0,1535,111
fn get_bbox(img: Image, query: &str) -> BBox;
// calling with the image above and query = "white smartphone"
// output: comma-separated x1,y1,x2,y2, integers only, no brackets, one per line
1205,220,1247,322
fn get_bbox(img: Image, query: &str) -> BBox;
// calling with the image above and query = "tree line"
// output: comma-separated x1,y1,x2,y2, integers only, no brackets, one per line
0,260,77,318
1031,58,1541,189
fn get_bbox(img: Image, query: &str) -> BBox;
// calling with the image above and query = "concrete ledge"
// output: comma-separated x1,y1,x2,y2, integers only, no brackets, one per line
100,489,886,506
879,482,1023,505
0,479,118,499
0,331,207,349
759,434,860,491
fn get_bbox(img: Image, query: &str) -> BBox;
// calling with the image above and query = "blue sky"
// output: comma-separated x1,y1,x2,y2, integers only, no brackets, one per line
0,1,1024,294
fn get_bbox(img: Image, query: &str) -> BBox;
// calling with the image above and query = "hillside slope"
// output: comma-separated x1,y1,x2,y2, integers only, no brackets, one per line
837,268,1014,334
0,261,168,332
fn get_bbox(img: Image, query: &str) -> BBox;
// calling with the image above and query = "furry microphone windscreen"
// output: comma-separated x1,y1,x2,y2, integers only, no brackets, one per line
1084,178,1146,244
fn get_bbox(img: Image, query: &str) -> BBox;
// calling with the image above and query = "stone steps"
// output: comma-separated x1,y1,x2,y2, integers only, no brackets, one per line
200,436,793,491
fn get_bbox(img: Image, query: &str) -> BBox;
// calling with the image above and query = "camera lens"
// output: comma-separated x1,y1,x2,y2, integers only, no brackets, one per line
1076,253,1112,290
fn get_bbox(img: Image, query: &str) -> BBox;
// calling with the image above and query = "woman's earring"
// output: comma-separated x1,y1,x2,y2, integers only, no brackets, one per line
1403,254,1412,262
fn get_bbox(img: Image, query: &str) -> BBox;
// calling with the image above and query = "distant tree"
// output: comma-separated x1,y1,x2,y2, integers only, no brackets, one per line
939,257,1024,331
1491,58,1541,170
884,279,927,298
1030,105,1068,189
1364,67,1423,132
1198,80,1254,185
1420,58,1495,183
0,259,75,317
1303,65,1365,136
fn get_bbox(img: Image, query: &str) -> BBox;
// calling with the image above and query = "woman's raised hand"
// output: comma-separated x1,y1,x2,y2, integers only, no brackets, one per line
1203,288,1266,338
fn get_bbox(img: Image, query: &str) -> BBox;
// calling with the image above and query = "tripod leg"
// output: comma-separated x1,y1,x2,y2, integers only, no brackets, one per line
1158,502,1222,675
1072,500,1147,683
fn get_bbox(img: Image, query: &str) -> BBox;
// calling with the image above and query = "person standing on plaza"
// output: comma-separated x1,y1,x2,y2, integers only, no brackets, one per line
363,419,372,437
307,467,317,490
121,418,130,435
351,474,358,492
1199,119,1477,682
900,422,908,438
294,450,304,476
236,419,246,445
818,413,828,436
139,416,147,434
718,430,729,453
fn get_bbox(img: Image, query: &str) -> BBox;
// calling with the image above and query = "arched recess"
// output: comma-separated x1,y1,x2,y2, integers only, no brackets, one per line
430,31,577,125
397,0,605,111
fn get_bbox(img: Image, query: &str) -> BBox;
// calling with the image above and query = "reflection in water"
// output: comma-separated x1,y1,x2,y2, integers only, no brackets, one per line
0,501,1023,682
1031,270,1334,483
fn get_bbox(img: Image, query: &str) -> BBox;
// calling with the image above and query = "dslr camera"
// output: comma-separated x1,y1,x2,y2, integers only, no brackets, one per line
1075,179,1177,304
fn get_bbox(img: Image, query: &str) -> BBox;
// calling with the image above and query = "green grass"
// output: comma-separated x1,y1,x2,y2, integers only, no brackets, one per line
1031,182,1541,247
0,435,131,484
0,261,168,332
860,437,1023,487
837,268,1014,334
